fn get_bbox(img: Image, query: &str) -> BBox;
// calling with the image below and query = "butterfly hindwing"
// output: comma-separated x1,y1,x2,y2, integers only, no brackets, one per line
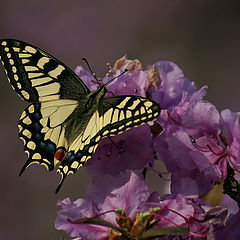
54,96,160,192
18,99,79,175
99,95,160,138
0,39,90,102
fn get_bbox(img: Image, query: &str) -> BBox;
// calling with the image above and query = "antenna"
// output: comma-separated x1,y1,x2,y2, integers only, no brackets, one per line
82,57,99,83
104,69,128,87
82,58,128,87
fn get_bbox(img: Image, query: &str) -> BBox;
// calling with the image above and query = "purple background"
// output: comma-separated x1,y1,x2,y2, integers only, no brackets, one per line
0,1,240,239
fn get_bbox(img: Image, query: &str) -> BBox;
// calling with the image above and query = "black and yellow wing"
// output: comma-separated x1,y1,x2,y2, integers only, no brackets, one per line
0,39,160,192
56,95,160,192
0,39,90,102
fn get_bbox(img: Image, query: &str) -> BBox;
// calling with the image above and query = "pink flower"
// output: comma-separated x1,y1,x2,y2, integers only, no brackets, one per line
56,171,227,239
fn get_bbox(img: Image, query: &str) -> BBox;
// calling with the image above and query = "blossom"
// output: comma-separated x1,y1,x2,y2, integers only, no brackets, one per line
56,171,227,240
56,171,150,239
154,99,240,195
146,61,198,110
86,124,154,177
54,56,240,240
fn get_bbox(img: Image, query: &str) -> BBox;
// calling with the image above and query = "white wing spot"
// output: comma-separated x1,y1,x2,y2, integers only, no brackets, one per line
20,137,26,145
28,72,44,78
128,99,140,110
36,82,60,97
144,101,153,108
140,107,145,114
31,77,52,87
118,125,124,130
4,47,9,52
43,158,50,164
28,105,35,113
20,111,27,120
126,110,132,118
32,153,41,159
117,97,131,108
14,74,19,81
39,95,59,102
22,129,32,138
7,53,11,58
24,150,30,158
27,141,36,150
24,66,39,71
17,82,22,89
48,65,65,78
37,56,50,69
71,161,79,169
112,109,119,123
22,116,32,125
147,108,153,114
95,135,101,142
13,47,21,52
40,162,49,170
18,53,32,58
102,130,109,136
9,59,14,65
12,66,17,73
103,109,113,127
21,90,30,100
88,146,95,153
22,59,30,64
63,166,68,174
134,119,140,123
1,41,7,46
18,124,23,132
119,111,125,121
25,46,37,54
41,126,49,133
126,121,132,126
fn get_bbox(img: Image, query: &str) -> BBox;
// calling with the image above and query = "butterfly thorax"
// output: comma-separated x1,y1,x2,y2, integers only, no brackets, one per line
64,85,107,145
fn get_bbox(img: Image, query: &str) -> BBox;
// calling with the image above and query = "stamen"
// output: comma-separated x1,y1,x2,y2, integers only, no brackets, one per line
206,144,223,156
189,136,210,152
67,209,117,224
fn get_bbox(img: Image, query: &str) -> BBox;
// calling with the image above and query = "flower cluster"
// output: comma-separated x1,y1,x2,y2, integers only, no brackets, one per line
56,56,240,239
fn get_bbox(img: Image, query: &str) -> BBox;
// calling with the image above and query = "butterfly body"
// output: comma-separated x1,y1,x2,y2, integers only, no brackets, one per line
0,39,160,192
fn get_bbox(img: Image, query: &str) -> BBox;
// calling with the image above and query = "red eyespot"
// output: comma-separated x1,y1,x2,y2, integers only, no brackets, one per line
54,148,66,162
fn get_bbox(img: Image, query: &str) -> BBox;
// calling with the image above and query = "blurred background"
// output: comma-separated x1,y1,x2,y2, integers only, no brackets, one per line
0,1,240,239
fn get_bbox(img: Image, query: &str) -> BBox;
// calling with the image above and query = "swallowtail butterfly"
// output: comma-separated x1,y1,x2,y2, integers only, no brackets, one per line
0,39,160,192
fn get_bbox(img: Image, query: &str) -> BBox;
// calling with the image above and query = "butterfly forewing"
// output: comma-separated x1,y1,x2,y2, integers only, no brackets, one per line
0,38,161,192
0,39,90,102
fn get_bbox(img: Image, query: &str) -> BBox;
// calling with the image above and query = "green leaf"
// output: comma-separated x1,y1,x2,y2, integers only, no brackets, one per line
141,226,189,239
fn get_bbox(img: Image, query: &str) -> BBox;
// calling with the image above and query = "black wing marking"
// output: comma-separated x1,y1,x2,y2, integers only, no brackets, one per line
0,39,90,102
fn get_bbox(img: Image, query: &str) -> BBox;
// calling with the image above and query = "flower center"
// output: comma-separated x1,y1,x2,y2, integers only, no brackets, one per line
189,133,230,165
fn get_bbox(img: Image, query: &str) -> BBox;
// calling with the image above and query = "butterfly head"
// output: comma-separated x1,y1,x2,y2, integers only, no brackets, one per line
85,85,107,110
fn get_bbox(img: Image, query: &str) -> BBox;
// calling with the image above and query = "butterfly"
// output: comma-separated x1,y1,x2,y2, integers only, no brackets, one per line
0,39,160,192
